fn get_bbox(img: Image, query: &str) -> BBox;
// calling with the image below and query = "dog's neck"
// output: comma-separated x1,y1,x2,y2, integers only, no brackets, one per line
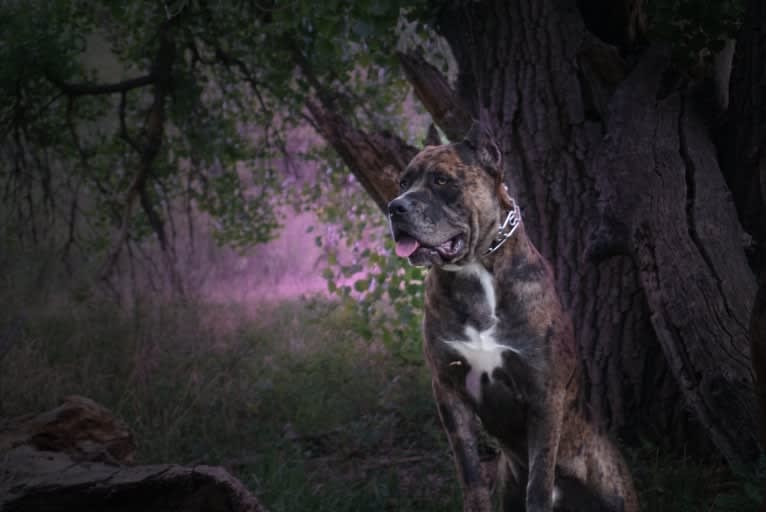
439,220,527,277
438,195,523,274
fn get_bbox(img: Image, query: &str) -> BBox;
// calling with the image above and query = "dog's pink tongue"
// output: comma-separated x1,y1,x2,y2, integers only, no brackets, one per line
395,236,420,258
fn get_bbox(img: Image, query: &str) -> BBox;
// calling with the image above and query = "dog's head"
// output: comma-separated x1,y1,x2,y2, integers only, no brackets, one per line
388,126,513,267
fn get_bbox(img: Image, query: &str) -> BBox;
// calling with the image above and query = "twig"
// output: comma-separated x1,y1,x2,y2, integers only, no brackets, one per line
49,73,156,97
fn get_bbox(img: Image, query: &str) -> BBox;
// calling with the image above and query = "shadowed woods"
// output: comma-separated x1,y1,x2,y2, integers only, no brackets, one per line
1,0,766,510
0,298,761,511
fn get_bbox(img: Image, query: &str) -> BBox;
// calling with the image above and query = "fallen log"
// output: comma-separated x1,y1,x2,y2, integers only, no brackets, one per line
0,396,268,512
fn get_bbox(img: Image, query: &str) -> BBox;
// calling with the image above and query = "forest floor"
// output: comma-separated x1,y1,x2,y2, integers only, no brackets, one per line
0,296,761,511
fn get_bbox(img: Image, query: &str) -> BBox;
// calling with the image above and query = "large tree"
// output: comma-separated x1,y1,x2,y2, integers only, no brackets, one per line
1,0,763,469
312,0,763,470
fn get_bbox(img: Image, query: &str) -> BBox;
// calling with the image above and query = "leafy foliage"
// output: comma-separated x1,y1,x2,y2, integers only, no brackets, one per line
0,288,459,511
325,238,427,365
0,0,427,280
311,151,427,366
0,0,437,352
1,284,761,511
648,0,744,66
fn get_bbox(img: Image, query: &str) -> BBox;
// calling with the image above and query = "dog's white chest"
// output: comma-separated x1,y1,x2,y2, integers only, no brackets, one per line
443,263,516,402
446,325,507,401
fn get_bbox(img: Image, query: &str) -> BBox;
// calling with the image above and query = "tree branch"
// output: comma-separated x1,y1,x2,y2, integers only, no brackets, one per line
49,74,157,97
289,40,418,212
119,92,140,152
397,51,472,142
100,25,179,293
306,100,417,211
210,43,269,112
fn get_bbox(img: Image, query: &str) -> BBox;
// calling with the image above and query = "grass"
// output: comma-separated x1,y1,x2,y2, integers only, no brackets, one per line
0,295,459,511
0,291,762,511
628,441,764,511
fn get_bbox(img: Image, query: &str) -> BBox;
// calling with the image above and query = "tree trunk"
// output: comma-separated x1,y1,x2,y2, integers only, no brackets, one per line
309,0,761,467
428,0,759,466
0,396,268,512
590,46,758,466
429,0,699,450
725,0,766,481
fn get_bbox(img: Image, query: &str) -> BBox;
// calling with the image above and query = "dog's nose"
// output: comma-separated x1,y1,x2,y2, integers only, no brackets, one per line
388,197,410,216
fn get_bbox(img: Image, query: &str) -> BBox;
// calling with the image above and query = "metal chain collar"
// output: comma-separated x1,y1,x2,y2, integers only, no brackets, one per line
484,200,522,255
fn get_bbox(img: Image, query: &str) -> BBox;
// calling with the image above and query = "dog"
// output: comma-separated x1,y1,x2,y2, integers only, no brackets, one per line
387,126,638,512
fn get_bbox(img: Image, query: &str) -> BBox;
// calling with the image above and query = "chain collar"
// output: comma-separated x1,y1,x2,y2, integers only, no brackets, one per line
484,199,522,255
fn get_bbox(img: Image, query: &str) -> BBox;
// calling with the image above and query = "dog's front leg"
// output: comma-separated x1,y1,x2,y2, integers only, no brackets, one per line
433,379,492,512
525,393,564,512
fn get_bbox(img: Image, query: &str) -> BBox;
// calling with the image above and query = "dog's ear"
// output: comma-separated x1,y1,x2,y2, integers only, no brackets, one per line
423,124,441,146
463,122,502,174
464,123,513,209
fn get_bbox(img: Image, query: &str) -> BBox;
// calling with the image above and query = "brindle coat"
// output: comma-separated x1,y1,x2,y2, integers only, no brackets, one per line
388,132,638,512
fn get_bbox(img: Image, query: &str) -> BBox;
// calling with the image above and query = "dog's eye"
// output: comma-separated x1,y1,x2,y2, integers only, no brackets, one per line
399,178,408,190
434,175,449,186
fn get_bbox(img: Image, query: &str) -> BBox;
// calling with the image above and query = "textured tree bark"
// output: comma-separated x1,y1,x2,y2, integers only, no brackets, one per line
753,272,766,449
725,0,766,478
430,0,692,448
590,46,758,467
2,454,267,512
306,100,417,212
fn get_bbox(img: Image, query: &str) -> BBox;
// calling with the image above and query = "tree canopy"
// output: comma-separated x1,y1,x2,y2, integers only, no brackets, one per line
0,0,746,278
1,1,422,281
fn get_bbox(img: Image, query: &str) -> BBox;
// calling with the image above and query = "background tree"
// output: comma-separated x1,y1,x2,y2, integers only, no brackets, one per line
1,0,763,470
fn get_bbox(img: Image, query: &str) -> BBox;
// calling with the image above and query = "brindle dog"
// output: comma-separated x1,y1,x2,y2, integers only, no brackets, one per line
387,127,638,512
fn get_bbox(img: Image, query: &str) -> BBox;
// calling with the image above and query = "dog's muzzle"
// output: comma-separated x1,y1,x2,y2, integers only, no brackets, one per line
388,197,466,263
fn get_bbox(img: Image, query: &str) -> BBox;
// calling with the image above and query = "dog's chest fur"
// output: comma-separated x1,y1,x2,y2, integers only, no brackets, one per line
438,263,512,402
423,243,557,433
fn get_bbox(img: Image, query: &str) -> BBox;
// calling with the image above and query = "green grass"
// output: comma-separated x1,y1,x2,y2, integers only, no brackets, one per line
627,441,765,511
0,296,459,511
0,292,762,511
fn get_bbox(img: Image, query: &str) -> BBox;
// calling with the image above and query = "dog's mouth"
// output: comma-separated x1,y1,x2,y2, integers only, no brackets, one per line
394,232,466,261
